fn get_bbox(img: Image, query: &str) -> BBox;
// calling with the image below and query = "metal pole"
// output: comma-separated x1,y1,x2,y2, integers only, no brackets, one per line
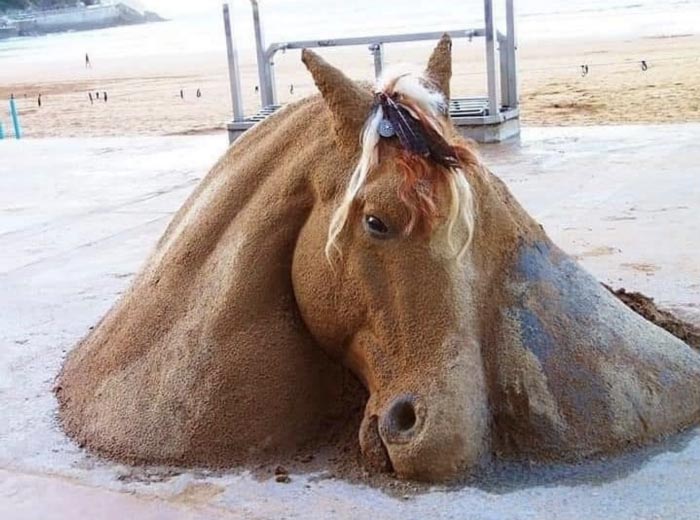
223,3,244,122
251,0,276,107
498,36,509,108
265,53,277,106
505,0,518,109
9,95,21,139
483,0,500,116
369,43,384,79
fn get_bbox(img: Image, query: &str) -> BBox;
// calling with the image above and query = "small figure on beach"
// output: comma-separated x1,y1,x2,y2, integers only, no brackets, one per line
180,89,184,99
37,94,42,107
289,83,294,94
88,92,93,105
196,88,202,98
103,92,108,103
85,53,91,69
254,85,259,93
96,92,100,100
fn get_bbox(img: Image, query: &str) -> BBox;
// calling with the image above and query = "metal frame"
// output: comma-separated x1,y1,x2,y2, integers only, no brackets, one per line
257,29,485,112
223,0,519,142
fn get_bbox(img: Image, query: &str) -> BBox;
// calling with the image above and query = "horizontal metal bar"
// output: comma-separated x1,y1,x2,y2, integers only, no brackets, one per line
452,106,491,110
266,28,488,59
451,107,520,126
452,101,489,105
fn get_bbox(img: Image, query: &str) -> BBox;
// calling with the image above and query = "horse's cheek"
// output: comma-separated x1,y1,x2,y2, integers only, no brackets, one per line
292,213,345,352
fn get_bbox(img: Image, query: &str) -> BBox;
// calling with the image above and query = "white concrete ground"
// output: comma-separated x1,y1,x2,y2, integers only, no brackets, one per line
1,126,699,519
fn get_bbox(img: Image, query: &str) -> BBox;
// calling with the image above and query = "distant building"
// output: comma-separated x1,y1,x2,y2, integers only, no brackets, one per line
0,17,19,39
6,1,162,36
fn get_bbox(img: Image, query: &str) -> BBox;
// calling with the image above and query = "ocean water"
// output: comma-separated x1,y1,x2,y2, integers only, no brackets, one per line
0,0,698,67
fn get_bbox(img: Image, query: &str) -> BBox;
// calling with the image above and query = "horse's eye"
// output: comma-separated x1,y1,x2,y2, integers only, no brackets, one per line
364,214,390,238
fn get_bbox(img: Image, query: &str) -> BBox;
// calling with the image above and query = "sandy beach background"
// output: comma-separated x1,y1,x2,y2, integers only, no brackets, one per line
1,0,699,138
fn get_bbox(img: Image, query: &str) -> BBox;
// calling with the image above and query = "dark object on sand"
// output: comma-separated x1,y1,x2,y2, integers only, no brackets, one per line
607,284,700,349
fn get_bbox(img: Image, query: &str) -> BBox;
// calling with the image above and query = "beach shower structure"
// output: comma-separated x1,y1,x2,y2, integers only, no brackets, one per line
224,0,519,143
7,95,21,140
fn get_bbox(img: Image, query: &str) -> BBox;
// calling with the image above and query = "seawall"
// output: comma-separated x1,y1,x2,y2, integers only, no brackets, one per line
13,3,157,35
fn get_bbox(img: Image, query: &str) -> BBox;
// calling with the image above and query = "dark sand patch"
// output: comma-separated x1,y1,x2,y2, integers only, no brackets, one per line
607,285,700,349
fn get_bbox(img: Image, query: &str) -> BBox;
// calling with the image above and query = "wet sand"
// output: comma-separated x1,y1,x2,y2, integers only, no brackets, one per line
2,33,699,137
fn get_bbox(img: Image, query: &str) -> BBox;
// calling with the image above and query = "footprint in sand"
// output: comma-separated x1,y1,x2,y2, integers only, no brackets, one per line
171,482,225,505
603,215,637,221
621,262,660,274
575,246,620,259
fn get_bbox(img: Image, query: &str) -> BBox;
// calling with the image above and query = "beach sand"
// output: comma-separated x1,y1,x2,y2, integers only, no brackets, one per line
2,33,699,138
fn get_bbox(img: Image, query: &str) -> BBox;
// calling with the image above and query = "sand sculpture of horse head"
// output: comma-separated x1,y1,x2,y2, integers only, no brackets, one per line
56,36,700,482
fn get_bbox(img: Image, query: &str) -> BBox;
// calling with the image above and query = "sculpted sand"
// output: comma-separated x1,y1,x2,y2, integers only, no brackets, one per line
56,37,700,482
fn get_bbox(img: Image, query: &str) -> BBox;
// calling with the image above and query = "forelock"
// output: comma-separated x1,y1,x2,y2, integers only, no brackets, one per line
324,66,478,264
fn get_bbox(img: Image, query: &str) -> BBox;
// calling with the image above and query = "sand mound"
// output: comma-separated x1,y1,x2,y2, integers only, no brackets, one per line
607,285,700,350
53,40,700,481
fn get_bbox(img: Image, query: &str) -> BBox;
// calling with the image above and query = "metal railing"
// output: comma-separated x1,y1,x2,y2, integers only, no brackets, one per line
223,0,519,138
259,28,487,107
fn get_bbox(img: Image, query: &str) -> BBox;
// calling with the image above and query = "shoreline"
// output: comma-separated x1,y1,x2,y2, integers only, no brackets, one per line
1,33,698,138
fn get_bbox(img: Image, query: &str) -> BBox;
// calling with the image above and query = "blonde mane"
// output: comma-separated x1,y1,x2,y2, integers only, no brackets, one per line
325,69,478,263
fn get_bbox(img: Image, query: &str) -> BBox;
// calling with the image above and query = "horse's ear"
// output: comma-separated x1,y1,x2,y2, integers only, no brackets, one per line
302,49,373,147
425,34,452,99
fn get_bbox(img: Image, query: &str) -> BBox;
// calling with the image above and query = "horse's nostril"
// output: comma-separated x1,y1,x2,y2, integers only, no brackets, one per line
391,399,417,432
381,394,423,444
386,395,418,436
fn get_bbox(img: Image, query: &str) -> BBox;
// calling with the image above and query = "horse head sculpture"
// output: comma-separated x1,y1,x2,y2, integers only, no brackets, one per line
56,35,700,482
